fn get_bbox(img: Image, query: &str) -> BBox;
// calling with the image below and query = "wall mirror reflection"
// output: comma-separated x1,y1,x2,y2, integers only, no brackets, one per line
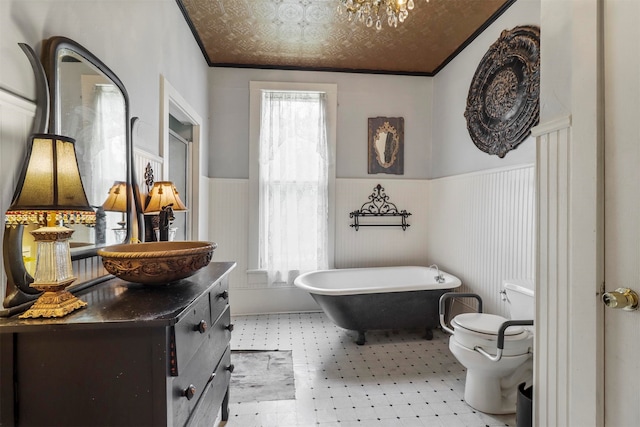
45,37,132,260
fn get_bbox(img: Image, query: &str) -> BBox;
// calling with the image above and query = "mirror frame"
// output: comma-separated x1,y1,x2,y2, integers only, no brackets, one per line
45,36,133,256
1,37,133,314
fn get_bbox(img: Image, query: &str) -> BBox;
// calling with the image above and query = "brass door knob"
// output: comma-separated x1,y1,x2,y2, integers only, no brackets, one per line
602,288,639,311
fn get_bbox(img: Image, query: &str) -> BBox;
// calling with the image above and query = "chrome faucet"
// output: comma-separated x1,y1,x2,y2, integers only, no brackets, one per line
429,264,445,283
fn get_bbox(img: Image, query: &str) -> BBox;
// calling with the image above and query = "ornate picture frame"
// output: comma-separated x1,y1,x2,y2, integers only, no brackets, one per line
368,117,404,175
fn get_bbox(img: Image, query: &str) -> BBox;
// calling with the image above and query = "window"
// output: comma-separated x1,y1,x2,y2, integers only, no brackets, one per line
249,82,337,286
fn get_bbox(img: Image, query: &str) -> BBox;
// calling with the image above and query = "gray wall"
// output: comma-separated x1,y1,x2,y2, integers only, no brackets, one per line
431,0,540,178
0,0,208,160
208,0,540,180
209,68,433,179
1,0,540,184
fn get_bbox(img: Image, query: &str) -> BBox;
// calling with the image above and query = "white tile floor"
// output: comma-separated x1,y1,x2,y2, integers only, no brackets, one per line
222,312,515,427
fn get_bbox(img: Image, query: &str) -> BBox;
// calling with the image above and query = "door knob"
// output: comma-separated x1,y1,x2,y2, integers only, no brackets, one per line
602,288,639,311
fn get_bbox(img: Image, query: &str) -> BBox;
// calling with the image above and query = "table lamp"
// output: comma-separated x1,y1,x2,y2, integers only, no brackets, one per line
5,134,96,318
102,181,128,243
143,181,187,241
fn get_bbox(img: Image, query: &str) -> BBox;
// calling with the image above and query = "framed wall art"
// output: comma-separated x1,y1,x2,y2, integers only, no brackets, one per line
368,116,404,175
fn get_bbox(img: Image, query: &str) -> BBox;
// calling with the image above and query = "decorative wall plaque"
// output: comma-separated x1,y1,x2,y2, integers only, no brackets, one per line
368,117,404,175
464,25,540,158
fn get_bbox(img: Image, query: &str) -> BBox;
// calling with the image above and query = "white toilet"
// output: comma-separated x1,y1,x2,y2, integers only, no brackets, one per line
439,280,534,414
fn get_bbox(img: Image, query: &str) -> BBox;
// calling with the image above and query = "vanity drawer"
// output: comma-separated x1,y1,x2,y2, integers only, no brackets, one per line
185,345,232,427
173,292,212,374
171,307,231,427
210,277,230,321
208,305,232,372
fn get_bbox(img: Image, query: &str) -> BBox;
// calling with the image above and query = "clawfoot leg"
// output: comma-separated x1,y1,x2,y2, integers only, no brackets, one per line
424,328,434,340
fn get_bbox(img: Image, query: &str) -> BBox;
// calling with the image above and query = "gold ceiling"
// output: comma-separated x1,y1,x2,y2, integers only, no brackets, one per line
177,0,516,76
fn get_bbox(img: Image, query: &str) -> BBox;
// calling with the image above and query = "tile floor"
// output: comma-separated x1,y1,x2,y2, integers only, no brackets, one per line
222,312,515,427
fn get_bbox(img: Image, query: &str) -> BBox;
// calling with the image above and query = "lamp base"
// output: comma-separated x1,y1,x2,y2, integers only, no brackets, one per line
19,283,87,319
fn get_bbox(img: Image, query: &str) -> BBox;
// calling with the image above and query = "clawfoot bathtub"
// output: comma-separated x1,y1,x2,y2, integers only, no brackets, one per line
294,266,461,345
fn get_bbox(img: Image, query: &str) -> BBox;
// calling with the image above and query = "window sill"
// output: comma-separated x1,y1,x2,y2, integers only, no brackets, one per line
246,269,295,288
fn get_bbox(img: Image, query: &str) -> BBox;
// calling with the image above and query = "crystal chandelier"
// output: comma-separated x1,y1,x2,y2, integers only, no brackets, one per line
337,0,428,30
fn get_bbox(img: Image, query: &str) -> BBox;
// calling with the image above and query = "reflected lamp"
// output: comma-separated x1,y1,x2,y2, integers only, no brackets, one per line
144,181,187,241
102,181,128,243
5,134,96,318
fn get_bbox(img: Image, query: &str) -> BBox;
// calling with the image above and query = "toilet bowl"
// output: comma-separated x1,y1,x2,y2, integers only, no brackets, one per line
439,280,534,414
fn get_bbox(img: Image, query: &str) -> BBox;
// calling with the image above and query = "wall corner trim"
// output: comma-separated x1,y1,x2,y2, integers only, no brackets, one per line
530,115,572,137
0,89,36,115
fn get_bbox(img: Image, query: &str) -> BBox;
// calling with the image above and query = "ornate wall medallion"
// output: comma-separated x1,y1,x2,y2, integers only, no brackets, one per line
464,25,540,158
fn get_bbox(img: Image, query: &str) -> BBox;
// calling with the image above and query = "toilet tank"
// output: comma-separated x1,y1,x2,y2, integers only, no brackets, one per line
504,279,535,320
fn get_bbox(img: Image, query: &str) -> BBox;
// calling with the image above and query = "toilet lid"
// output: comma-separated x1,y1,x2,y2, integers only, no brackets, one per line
452,313,525,336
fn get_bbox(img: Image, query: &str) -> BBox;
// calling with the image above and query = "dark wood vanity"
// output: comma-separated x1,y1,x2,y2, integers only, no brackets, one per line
0,261,235,427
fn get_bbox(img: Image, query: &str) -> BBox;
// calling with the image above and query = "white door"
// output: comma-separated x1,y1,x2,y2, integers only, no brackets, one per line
604,0,640,424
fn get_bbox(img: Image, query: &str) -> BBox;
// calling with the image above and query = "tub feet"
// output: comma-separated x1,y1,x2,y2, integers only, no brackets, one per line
356,331,366,345
424,328,434,341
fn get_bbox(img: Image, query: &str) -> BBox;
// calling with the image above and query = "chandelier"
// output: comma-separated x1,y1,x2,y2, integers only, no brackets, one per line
337,0,428,30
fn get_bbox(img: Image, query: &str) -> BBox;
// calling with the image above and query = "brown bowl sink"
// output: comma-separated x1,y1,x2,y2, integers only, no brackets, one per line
98,241,217,285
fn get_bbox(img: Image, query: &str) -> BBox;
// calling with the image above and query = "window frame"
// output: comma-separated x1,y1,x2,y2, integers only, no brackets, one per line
248,81,337,284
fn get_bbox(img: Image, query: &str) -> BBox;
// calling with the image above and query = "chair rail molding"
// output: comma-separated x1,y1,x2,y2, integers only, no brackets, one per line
530,115,571,137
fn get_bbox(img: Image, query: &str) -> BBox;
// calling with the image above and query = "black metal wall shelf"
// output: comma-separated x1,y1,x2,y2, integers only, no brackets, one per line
349,184,411,231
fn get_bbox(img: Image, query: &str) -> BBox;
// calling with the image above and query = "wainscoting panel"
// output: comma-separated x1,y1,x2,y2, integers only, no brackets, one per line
210,172,533,316
209,178,250,292
0,90,35,303
133,148,163,194
209,178,431,314
425,165,535,318
533,116,575,427
335,179,429,268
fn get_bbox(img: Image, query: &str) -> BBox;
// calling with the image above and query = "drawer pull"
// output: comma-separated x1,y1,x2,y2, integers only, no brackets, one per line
226,324,234,332
217,290,229,300
227,364,235,373
194,320,208,334
183,384,197,400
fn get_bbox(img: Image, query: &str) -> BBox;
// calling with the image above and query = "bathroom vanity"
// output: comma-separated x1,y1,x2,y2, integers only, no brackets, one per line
0,261,235,427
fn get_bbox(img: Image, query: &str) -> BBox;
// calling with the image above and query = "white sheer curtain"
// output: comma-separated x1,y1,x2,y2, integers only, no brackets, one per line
259,91,329,286
85,84,126,205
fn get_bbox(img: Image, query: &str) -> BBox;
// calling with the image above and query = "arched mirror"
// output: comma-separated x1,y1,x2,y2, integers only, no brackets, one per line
45,36,132,253
1,37,133,312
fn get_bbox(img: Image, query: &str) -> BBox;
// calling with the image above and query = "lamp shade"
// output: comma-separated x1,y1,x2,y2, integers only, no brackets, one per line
144,181,187,214
102,181,128,212
5,134,95,227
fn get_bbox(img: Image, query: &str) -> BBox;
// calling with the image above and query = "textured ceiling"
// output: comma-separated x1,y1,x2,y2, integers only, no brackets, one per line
177,0,516,76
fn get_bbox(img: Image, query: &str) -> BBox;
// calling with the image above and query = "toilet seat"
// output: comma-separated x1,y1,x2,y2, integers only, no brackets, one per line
452,313,525,335
451,313,532,357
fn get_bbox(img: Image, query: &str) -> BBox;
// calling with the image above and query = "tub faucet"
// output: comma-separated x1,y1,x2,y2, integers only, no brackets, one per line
429,264,445,283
